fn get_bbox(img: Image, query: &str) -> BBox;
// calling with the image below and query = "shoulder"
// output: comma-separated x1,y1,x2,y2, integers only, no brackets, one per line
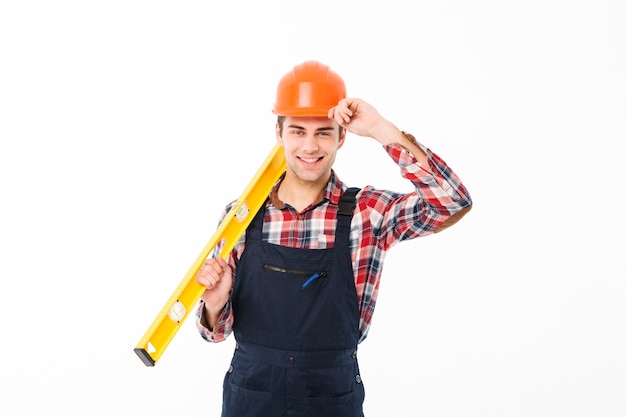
356,186,404,209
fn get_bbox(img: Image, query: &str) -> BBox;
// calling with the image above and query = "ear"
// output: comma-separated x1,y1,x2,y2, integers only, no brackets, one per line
337,129,346,149
275,122,283,145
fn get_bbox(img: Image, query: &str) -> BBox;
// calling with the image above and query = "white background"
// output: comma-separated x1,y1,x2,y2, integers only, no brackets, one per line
1,1,625,416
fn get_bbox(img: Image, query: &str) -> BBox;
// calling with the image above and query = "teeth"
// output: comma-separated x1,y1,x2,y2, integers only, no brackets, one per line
301,158,320,163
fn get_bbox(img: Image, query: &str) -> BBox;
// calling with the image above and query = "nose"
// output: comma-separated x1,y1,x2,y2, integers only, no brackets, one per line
301,133,319,153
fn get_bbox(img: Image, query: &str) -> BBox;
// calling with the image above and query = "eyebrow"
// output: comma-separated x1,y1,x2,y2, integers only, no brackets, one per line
287,124,335,132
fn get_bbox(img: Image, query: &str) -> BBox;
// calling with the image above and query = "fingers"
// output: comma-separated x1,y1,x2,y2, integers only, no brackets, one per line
196,257,229,290
329,98,354,124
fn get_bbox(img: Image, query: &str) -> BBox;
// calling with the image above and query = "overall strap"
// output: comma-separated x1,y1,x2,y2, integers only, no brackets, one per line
335,187,361,251
338,187,361,216
245,199,268,244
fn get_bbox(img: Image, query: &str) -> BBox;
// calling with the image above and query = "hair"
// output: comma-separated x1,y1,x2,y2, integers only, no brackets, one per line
276,116,344,137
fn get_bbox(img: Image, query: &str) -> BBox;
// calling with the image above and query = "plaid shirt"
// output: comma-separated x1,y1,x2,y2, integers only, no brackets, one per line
196,134,472,344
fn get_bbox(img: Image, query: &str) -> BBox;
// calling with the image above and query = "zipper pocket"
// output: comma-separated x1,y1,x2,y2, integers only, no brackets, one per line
263,264,328,289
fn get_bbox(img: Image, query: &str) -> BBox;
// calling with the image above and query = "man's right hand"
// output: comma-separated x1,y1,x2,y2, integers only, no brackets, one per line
195,256,233,328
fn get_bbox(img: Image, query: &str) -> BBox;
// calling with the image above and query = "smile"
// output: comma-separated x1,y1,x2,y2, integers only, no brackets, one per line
298,156,323,163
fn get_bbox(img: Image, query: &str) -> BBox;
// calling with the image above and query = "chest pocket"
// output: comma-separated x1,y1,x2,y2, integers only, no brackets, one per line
263,264,328,288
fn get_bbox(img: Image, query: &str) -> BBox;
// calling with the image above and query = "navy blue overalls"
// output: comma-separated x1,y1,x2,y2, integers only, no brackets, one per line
222,188,364,417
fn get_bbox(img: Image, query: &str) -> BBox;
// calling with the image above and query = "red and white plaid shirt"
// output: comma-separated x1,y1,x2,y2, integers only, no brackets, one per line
196,134,472,344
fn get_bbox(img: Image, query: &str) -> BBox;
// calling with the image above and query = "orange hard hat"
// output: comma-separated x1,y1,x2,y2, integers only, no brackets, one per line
272,60,346,117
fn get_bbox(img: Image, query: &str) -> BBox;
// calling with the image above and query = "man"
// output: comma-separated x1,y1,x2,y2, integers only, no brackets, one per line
195,60,472,417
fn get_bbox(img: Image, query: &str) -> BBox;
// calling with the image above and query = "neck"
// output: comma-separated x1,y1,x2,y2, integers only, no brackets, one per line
278,172,329,212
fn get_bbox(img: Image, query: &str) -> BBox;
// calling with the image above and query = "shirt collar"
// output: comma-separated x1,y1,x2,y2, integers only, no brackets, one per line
269,170,344,210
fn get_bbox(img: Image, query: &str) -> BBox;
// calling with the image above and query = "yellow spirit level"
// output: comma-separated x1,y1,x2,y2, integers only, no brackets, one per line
134,143,286,366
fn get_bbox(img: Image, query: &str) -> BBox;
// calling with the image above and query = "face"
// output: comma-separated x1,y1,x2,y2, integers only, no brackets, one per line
276,116,345,188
